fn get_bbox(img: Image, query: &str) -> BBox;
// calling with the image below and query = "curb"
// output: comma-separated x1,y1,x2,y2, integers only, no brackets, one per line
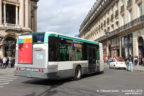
134,68,144,72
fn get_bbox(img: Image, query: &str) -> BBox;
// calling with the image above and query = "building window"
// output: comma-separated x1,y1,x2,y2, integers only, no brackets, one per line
116,1,118,10
137,3,142,17
121,34,133,58
3,4,16,24
121,0,124,6
128,9,132,22
121,14,125,26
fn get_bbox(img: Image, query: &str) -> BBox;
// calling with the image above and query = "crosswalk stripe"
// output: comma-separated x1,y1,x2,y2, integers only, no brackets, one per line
0,83,9,85
0,76,16,78
0,80,14,82
0,68,16,88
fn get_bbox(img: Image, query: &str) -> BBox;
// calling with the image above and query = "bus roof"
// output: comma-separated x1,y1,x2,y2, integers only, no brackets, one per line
21,32,100,45
44,32,99,45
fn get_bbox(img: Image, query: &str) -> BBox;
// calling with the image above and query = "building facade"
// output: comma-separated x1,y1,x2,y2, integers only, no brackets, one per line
0,0,38,58
79,0,144,61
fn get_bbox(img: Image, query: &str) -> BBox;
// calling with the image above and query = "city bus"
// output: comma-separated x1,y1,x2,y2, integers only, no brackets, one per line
15,32,104,80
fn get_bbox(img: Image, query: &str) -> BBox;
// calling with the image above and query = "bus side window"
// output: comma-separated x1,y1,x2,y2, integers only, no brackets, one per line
59,39,72,61
82,44,87,60
49,37,59,61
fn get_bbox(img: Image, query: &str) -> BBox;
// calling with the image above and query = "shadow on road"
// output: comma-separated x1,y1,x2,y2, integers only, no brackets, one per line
23,72,104,96
23,78,73,96
23,78,73,86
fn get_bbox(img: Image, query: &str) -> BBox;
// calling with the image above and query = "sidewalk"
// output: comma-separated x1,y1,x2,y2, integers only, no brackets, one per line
0,68,15,74
134,65,144,72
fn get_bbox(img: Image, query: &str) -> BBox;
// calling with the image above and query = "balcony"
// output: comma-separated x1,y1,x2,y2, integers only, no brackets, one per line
127,0,132,9
96,15,144,42
120,5,124,13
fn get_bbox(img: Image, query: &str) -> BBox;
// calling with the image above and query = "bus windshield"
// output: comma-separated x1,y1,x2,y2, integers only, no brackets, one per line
33,33,45,43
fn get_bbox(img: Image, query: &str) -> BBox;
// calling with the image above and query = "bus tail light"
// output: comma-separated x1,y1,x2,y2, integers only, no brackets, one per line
38,69,41,72
19,67,21,70
16,67,19,70
42,69,44,72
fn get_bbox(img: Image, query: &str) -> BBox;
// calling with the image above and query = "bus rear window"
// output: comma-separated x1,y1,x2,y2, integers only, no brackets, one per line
33,33,45,43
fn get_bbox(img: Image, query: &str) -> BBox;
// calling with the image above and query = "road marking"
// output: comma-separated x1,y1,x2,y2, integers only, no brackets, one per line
0,69,16,88
0,80,14,82
0,86,4,88
0,83,9,85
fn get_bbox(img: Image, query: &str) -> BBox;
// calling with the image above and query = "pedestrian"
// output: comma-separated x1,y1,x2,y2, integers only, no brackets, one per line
142,58,144,66
0,57,2,68
125,56,129,71
2,57,7,68
139,55,142,65
133,56,138,66
128,55,133,72
6,57,9,67
11,58,15,68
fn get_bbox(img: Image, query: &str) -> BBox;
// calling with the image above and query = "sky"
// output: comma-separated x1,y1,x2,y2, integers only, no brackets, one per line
37,0,96,36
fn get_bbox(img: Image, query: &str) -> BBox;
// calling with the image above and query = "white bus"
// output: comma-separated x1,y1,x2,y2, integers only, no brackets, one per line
15,32,104,80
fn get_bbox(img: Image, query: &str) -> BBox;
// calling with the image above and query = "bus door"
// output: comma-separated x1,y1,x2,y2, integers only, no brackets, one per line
88,46,96,73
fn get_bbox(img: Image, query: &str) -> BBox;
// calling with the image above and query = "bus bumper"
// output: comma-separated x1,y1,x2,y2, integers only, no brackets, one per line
14,70,60,79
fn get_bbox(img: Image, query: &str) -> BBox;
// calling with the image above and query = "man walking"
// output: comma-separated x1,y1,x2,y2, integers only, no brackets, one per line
2,57,7,68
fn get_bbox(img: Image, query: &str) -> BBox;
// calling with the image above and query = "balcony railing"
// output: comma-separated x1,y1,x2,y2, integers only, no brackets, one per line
96,15,144,41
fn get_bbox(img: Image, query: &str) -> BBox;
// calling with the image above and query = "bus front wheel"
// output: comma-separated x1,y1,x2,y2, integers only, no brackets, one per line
74,66,81,80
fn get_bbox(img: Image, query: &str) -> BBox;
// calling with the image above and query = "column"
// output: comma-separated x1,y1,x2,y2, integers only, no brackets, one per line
0,0,2,25
133,32,138,57
107,41,109,57
3,1,6,25
119,37,122,57
33,6,38,32
16,5,19,25
25,0,29,28
19,0,24,27
142,0,144,15
132,0,137,19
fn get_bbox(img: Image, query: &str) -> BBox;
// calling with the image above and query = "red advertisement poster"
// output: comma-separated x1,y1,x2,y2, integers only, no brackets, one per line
18,43,32,64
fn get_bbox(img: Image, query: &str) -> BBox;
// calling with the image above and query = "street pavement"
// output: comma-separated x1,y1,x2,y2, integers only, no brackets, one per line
0,68,17,88
134,65,144,72
0,67,144,96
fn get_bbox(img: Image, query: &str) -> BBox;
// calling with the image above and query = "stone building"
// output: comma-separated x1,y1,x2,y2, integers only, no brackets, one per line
79,0,144,60
0,0,38,58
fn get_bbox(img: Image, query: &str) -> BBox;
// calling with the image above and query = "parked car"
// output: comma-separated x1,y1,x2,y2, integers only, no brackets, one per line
109,58,127,69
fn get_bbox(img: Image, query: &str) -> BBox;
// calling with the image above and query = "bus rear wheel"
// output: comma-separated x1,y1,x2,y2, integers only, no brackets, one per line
74,66,81,80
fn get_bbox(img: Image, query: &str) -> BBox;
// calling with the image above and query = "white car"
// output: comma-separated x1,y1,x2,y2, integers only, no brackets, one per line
109,58,127,69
